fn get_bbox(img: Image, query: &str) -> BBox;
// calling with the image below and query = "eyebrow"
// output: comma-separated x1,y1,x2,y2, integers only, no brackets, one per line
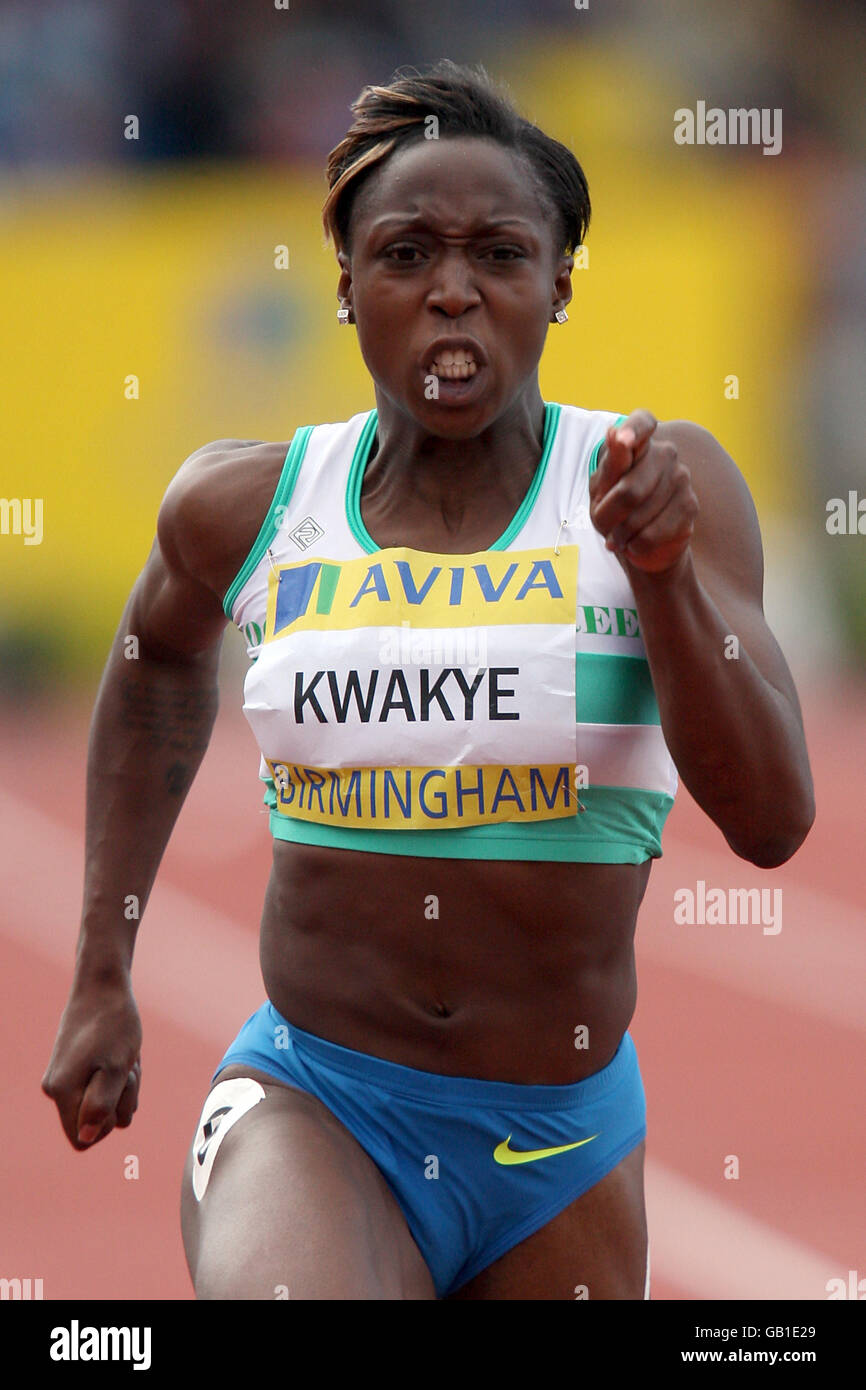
368,214,539,235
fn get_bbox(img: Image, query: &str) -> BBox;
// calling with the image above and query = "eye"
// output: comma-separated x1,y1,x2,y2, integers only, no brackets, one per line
383,243,425,263
484,246,526,261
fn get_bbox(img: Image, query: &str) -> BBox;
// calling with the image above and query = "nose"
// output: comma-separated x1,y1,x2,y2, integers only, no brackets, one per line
425,249,482,317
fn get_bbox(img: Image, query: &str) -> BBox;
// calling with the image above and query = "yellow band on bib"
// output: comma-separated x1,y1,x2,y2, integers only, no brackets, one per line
266,760,580,830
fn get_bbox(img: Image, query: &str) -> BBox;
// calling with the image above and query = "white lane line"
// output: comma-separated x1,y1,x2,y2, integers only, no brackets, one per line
637,833,866,1035
0,786,852,1297
645,1160,846,1301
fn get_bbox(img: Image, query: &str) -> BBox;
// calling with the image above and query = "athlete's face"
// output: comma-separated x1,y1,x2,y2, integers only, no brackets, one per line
337,137,574,438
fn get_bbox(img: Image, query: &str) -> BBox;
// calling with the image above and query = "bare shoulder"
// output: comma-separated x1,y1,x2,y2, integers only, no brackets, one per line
656,418,763,592
159,438,291,604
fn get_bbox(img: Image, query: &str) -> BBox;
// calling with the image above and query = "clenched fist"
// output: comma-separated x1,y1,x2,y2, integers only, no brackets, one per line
42,976,142,1150
589,410,699,574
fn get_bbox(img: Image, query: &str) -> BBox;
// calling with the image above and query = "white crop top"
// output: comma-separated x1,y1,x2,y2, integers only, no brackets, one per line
222,402,677,862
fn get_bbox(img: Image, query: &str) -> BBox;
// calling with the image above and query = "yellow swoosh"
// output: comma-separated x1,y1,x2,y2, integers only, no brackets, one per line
493,1133,599,1166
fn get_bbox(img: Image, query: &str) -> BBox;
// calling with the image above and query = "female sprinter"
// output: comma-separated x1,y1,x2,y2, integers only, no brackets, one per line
42,62,814,1301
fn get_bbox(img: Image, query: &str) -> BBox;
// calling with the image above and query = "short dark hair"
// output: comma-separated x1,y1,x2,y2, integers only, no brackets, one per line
323,60,590,256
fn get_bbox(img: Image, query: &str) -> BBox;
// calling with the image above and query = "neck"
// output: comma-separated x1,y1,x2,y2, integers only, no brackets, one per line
363,386,547,537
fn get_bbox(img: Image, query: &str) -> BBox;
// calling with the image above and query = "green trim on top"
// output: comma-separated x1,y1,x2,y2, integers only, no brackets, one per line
491,402,561,549
576,652,661,726
588,413,627,477
264,783,673,863
344,411,380,552
222,426,315,618
345,403,562,555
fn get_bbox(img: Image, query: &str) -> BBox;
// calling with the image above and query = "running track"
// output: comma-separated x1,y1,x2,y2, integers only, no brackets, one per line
1,680,863,1300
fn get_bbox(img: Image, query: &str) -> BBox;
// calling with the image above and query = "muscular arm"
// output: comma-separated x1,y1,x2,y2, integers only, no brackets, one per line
590,414,815,868
75,535,225,981
43,451,234,1146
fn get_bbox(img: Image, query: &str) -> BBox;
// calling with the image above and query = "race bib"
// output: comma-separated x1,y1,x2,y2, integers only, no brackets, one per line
243,545,579,830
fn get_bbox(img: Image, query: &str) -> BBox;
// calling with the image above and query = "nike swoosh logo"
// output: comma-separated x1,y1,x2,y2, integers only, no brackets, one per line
493,1133,599,1166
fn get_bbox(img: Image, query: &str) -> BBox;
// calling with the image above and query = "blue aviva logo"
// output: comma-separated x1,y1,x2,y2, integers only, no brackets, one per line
275,562,341,632
270,551,574,638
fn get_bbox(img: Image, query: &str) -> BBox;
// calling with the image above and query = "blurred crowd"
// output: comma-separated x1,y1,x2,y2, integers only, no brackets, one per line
0,0,863,169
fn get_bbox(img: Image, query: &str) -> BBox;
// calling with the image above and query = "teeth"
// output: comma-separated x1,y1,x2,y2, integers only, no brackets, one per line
428,348,478,380
433,362,477,380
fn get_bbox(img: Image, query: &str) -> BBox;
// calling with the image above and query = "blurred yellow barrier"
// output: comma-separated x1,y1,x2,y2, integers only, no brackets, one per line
0,54,806,680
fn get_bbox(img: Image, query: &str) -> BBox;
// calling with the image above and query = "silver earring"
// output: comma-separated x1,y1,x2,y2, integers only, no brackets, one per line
337,306,351,324
554,308,569,324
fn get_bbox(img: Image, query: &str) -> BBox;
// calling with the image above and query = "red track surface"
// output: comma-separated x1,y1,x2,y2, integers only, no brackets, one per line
1,680,863,1301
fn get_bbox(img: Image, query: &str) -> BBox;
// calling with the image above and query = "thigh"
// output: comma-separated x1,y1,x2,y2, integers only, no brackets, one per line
180,1064,436,1300
447,1140,647,1301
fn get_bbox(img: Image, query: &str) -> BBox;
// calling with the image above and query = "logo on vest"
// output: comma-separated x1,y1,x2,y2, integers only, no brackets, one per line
265,547,578,639
289,516,325,550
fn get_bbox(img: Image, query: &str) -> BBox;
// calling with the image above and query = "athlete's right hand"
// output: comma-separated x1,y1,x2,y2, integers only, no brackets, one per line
41,976,143,1150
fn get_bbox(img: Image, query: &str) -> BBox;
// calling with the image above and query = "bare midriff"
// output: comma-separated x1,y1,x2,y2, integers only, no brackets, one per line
259,839,652,1085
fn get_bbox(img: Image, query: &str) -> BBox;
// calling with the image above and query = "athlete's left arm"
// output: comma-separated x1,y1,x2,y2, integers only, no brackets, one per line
589,410,815,867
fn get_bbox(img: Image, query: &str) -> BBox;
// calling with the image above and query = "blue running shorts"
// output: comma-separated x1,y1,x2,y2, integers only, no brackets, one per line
212,1001,646,1297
